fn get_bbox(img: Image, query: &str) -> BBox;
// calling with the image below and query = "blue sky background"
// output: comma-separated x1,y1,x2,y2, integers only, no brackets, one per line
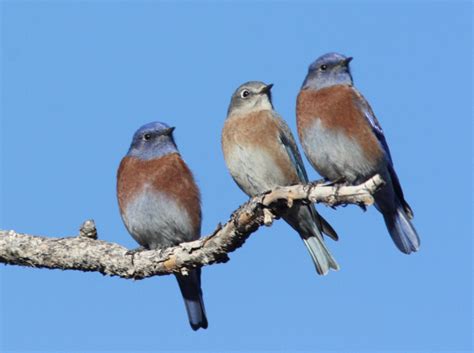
0,1,472,352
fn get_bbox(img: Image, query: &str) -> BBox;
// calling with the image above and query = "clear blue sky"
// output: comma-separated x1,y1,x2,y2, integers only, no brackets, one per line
1,1,472,352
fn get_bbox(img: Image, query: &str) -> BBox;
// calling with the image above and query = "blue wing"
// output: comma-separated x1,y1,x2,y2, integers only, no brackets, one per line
356,95,394,165
272,112,339,240
271,112,309,183
354,89,413,218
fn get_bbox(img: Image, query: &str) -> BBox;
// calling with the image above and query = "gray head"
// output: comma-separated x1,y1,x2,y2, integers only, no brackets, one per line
127,121,178,160
302,52,353,91
227,81,274,117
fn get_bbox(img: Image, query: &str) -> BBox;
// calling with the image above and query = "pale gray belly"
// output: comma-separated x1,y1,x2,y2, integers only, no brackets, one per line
301,119,379,183
121,187,196,249
224,145,289,196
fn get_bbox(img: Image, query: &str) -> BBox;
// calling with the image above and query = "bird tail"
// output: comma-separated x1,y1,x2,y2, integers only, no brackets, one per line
175,269,208,331
303,233,340,276
282,205,339,275
383,206,420,254
318,212,339,241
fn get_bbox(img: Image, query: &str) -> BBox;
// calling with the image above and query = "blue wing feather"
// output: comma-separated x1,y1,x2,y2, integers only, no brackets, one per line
271,112,309,183
272,112,338,240
353,89,413,218
356,95,394,165
280,133,309,183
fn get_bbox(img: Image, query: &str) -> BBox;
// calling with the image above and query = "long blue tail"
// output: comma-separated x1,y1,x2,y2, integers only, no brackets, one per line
383,206,420,254
175,269,208,331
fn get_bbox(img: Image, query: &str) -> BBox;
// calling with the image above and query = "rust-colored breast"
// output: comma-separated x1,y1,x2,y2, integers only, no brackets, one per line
222,111,299,184
117,153,201,234
297,85,383,161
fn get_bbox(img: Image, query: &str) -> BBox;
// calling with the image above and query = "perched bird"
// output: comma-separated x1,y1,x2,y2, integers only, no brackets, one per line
117,122,208,330
222,81,339,275
296,52,420,254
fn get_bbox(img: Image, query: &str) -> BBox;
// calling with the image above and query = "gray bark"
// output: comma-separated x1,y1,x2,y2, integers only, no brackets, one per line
0,175,383,279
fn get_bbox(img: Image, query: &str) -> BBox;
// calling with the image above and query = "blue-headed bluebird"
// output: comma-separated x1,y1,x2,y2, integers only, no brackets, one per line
117,122,208,330
296,53,420,254
222,81,339,275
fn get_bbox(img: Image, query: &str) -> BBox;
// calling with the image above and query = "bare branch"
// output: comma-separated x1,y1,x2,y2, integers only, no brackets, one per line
0,175,384,279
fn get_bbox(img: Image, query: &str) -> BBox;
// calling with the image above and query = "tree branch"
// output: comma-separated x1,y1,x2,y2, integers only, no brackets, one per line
0,175,384,279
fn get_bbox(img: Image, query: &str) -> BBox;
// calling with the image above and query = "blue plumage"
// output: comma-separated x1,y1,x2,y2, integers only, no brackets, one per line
222,81,339,275
117,122,208,330
297,53,420,254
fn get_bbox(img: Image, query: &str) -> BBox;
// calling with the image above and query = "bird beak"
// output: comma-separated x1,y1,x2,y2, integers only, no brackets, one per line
165,126,175,135
260,83,274,94
342,57,353,65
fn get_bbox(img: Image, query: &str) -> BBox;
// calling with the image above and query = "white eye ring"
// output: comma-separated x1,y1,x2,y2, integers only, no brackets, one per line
240,89,250,99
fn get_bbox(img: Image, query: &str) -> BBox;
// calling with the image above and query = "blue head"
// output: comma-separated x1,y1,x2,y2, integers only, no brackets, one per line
301,52,353,91
127,122,178,160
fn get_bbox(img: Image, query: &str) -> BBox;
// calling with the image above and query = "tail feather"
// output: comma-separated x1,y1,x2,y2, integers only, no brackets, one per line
319,214,339,241
303,235,340,275
283,204,339,275
310,204,338,241
175,269,208,331
383,207,420,254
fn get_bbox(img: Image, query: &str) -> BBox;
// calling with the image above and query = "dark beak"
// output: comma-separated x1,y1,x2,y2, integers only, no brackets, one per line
260,83,274,94
165,126,175,135
342,57,353,65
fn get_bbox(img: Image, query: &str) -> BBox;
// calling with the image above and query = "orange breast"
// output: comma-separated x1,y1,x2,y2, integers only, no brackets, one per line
117,153,201,235
222,111,299,184
297,85,383,162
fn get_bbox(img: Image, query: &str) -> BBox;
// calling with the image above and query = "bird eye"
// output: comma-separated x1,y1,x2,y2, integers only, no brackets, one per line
320,64,328,71
240,89,250,98
143,133,152,141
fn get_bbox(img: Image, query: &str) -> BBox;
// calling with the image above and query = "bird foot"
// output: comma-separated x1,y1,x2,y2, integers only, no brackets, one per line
324,177,349,187
309,178,327,187
326,178,351,209
125,246,147,256
125,246,147,265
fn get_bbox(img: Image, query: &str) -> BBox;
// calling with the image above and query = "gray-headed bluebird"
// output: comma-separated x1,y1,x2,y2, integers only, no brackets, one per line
222,81,339,275
117,122,208,330
296,53,420,254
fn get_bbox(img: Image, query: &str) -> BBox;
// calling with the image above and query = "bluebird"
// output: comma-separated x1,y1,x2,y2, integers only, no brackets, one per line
222,81,339,275
116,122,208,330
296,53,420,254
